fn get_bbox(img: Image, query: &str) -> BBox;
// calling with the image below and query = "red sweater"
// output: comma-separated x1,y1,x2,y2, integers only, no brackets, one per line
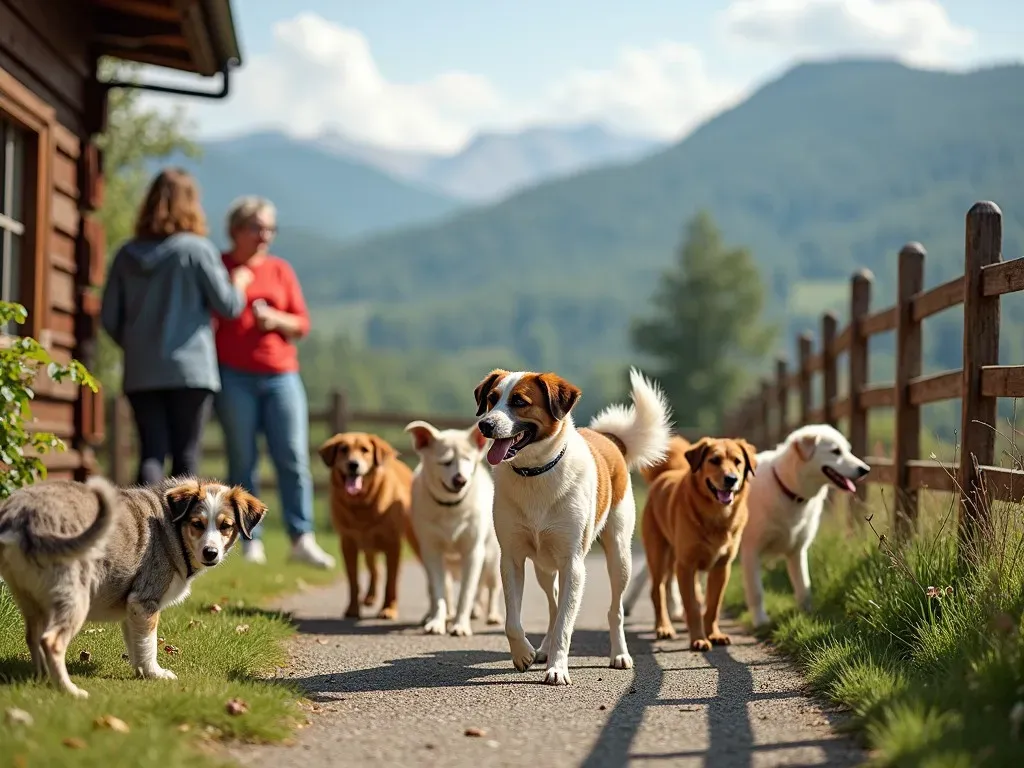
214,253,311,374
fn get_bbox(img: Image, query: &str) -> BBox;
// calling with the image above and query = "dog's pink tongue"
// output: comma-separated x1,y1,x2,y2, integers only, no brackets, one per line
487,438,514,466
840,476,857,493
344,475,363,495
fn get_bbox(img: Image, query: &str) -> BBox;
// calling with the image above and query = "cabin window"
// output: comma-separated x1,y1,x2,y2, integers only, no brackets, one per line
0,116,27,333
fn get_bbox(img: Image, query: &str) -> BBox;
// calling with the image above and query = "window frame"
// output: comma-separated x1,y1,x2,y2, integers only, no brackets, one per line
0,66,55,343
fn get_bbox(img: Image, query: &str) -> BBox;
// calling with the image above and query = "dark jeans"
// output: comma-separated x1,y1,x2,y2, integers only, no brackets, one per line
126,388,214,486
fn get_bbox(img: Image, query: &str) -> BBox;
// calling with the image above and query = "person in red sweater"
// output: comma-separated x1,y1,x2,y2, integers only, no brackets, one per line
214,196,335,569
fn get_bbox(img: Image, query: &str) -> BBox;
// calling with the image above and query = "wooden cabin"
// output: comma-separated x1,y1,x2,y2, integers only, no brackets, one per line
0,0,241,480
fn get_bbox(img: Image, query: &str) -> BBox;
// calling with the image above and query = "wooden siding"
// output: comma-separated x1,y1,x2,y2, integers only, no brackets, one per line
1,0,104,480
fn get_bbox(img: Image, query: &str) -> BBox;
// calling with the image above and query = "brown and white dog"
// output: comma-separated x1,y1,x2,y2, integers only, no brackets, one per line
474,366,672,685
318,432,420,620
641,436,757,650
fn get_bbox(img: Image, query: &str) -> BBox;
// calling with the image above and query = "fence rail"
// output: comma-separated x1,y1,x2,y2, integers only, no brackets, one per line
104,390,479,492
721,201,1024,558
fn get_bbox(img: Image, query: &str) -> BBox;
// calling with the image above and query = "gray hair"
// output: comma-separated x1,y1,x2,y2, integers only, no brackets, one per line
226,195,276,236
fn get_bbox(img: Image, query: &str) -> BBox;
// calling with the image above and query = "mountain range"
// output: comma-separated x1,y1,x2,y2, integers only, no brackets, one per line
276,59,1024,394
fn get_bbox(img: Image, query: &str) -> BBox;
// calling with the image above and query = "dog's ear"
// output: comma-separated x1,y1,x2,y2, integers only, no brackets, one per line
226,487,267,541
467,424,488,451
536,373,582,421
737,439,758,480
165,482,203,523
404,420,439,451
473,369,509,417
370,434,398,467
685,438,712,472
794,433,820,461
317,434,347,468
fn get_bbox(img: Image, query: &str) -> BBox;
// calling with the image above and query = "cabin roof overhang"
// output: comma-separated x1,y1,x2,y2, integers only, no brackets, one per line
89,0,242,77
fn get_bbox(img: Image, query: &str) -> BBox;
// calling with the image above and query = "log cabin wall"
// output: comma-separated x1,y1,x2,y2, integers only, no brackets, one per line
0,0,105,481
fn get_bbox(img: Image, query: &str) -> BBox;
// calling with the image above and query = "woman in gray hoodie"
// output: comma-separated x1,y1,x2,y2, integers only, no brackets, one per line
100,168,253,486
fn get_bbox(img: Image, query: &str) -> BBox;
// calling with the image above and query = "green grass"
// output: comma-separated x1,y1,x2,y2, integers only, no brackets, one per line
0,492,341,767
722,486,1024,767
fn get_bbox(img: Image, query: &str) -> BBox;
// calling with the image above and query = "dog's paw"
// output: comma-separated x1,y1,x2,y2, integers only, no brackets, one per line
344,604,361,620
610,653,633,670
139,666,178,681
377,605,399,620
486,613,502,626
423,616,447,635
655,625,677,640
470,606,481,620
708,631,731,646
66,684,90,699
542,666,572,686
751,611,771,629
690,638,712,652
361,593,376,607
509,637,536,672
450,622,473,637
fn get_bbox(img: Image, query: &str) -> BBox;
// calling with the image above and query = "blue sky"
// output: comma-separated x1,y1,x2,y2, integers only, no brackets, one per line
149,0,1022,154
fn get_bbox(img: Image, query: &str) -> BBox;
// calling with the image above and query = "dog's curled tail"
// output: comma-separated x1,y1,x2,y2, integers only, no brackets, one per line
589,367,673,472
12,476,118,562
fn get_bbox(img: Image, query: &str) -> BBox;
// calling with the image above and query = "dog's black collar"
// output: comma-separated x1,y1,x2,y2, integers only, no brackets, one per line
772,467,806,504
175,525,196,579
512,443,568,478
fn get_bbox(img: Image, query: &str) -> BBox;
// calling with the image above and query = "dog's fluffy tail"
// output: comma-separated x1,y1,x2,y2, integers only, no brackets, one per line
0,476,119,561
589,367,673,471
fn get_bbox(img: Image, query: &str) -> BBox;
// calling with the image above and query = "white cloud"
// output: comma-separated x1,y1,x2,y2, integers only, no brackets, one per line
721,0,975,67
149,13,740,153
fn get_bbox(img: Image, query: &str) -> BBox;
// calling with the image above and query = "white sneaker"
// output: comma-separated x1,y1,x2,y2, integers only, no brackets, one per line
242,540,267,564
289,533,336,569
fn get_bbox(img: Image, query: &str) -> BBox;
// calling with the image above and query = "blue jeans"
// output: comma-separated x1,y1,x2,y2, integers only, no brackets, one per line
215,366,314,541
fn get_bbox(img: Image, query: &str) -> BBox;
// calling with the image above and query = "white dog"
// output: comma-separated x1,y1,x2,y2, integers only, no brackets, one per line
405,420,502,636
474,367,671,685
740,424,870,627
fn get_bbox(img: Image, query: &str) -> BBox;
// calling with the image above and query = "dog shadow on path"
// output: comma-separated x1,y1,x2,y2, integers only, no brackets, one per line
582,624,863,768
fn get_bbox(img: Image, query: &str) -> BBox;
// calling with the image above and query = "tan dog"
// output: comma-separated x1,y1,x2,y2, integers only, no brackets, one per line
641,436,757,650
0,475,266,698
639,434,691,484
318,431,419,620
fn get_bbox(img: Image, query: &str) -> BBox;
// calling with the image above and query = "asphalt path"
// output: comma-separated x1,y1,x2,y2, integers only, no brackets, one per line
227,553,864,767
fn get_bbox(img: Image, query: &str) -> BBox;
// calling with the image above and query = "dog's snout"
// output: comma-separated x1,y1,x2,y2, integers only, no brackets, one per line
477,420,495,438
722,473,739,489
201,546,219,563
346,460,360,473
451,474,467,490
857,464,870,477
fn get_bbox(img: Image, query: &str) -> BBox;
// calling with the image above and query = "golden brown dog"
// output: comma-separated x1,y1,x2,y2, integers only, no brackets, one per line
318,431,420,620
641,436,757,650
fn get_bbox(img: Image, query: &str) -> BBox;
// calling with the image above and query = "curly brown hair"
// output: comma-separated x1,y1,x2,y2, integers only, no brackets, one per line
133,167,208,240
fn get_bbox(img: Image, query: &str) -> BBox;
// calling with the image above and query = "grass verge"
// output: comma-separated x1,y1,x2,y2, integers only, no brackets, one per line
722,489,1024,767
0,494,340,768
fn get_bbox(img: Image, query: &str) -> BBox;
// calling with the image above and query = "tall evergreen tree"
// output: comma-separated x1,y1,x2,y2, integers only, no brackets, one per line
631,210,775,431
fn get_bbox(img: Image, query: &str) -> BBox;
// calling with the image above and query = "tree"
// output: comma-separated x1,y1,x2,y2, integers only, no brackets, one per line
93,58,200,387
630,210,776,432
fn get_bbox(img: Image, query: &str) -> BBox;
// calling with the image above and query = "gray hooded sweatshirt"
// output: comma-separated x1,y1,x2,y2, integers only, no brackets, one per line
100,232,246,394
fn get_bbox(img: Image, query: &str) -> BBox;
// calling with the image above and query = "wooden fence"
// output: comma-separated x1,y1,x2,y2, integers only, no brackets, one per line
721,200,1024,556
105,389,478,493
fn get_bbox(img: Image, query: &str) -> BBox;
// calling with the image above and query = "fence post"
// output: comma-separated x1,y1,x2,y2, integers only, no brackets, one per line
822,312,838,427
849,270,873,504
894,242,925,541
329,389,350,435
958,201,1002,562
798,333,813,425
108,395,132,486
775,357,788,445
759,381,772,448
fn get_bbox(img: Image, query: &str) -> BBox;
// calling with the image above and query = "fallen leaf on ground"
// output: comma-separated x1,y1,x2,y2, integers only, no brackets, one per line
83,627,105,634
79,650,91,662
94,715,130,733
177,723,191,733
235,624,250,633
5,708,33,727
188,619,205,630
464,727,486,737
316,638,328,645
164,645,180,655
209,603,223,613
226,698,249,716
62,737,87,749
